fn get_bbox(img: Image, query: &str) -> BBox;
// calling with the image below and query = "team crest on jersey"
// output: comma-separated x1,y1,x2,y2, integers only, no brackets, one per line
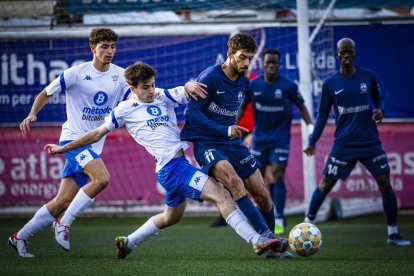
237,91,243,103
93,91,108,106
147,106,162,116
275,89,282,99
112,74,119,85
360,83,368,94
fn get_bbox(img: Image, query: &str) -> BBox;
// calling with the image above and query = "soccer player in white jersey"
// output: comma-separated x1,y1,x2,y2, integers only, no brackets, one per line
43,61,289,259
7,28,131,257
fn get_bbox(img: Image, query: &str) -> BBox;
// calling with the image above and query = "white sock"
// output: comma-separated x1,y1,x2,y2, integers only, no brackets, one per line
127,217,160,250
304,216,314,224
387,225,398,236
225,209,259,244
275,218,284,226
17,204,55,240
60,189,94,227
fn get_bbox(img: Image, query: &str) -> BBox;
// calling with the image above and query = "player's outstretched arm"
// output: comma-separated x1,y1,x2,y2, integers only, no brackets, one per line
184,82,208,101
44,125,110,155
20,90,51,134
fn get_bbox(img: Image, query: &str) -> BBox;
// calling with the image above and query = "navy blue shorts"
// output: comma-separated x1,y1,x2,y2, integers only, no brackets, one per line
193,139,259,180
323,143,390,180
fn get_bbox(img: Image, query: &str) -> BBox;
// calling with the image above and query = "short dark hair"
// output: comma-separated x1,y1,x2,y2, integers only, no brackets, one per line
228,33,257,54
89,28,118,46
124,61,156,87
263,49,281,60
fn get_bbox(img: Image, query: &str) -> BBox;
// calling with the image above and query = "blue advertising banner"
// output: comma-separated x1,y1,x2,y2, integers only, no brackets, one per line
1,24,413,125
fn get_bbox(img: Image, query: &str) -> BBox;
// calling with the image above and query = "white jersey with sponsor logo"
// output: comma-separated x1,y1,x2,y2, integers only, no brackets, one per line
104,87,189,172
45,61,130,154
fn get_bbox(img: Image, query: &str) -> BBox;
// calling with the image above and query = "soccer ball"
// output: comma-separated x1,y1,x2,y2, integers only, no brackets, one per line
288,223,322,257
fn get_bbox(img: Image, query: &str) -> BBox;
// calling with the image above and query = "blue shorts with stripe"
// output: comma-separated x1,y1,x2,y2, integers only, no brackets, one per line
60,140,100,187
157,155,208,207
193,139,259,180
323,143,390,180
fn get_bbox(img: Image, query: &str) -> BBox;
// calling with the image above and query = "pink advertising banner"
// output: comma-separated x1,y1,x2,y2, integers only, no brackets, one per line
0,123,413,208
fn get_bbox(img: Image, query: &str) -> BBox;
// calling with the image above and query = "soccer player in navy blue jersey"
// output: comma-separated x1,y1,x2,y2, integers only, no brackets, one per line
238,49,314,235
181,33,292,258
303,37,410,246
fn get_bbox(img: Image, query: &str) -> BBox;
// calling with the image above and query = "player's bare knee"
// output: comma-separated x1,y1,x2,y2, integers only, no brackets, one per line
93,173,111,190
319,177,336,194
376,174,392,194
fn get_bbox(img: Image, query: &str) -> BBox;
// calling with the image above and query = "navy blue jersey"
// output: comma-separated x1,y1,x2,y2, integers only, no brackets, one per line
309,67,385,148
181,64,250,142
245,75,304,145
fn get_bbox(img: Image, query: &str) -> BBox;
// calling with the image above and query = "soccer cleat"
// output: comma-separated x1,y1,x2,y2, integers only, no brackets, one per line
387,234,411,246
7,233,35,258
115,236,132,259
265,249,293,259
304,216,315,224
253,233,279,256
53,219,70,251
274,224,285,235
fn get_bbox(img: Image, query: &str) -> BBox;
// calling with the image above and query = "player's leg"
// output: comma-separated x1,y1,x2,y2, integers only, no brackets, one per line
54,148,108,250
115,201,188,259
305,176,337,223
242,169,275,232
8,177,79,258
266,163,287,234
362,151,411,246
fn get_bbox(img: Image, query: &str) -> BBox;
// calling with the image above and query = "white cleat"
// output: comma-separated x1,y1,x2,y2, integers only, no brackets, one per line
53,220,70,251
8,233,35,258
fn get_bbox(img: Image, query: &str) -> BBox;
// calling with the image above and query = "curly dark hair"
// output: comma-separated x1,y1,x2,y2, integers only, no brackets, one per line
263,49,281,60
227,33,257,54
124,61,156,87
89,28,118,46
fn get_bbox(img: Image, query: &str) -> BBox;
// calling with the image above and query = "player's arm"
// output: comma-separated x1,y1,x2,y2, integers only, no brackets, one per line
45,125,110,155
370,74,385,124
304,83,332,156
20,89,51,133
298,104,314,134
291,85,314,134
184,82,208,101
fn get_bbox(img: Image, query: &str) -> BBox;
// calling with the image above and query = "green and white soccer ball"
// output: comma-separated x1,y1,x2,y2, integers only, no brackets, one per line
288,223,323,257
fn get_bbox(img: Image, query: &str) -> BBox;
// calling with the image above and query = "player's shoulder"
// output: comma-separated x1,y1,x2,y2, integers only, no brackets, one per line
109,63,125,72
356,67,377,78
64,61,91,75
199,64,220,81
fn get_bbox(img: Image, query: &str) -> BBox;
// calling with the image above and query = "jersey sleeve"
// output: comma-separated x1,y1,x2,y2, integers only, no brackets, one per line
104,101,127,131
309,81,332,147
243,82,253,105
45,66,77,96
154,86,187,107
289,82,305,107
370,72,385,111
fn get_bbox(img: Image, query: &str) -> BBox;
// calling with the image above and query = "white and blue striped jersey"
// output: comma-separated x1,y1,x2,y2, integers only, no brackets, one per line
45,61,131,154
104,87,190,172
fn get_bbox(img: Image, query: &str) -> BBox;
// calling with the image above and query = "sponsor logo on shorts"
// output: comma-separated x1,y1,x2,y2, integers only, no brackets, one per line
240,154,254,165
189,171,208,191
75,149,93,168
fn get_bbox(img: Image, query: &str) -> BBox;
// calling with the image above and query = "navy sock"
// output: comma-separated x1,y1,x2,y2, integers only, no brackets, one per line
382,191,398,225
260,206,275,232
235,194,269,234
307,188,326,221
272,181,286,218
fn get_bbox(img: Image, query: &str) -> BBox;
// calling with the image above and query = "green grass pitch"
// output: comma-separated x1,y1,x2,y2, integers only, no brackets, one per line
1,213,413,275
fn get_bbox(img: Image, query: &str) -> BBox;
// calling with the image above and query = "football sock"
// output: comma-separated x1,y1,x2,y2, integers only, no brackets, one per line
127,217,160,250
226,209,258,244
235,194,269,234
272,181,286,219
382,191,398,226
17,204,55,240
306,188,326,221
260,206,275,232
60,189,94,227
387,225,399,236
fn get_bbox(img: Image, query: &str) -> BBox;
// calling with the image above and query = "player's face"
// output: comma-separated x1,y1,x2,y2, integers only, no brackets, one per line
263,53,280,77
92,40,116,65
337,43,356,69
230,49,255,76
134,77,156,103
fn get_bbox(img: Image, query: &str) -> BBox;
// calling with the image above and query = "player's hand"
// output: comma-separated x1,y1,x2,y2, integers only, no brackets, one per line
184,82,208,101
44,144,64,155
20,114,37,133
229,125,249,140
303,145,316,156
372,108,383,124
